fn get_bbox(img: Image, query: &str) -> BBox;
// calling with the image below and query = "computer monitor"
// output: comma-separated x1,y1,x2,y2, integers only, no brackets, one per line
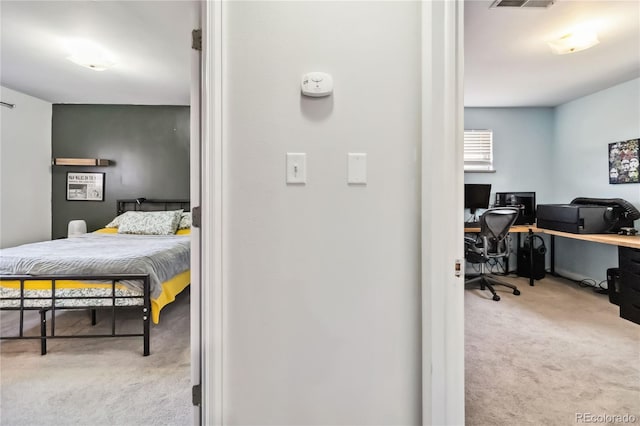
464,184,492,215
495,192,536,225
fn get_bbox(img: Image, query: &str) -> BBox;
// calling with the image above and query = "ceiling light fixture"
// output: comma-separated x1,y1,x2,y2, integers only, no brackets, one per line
65,38,116,71
547,29,600,55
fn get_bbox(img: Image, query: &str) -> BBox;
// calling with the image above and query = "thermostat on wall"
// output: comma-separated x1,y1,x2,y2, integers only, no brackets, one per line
301,72,333,97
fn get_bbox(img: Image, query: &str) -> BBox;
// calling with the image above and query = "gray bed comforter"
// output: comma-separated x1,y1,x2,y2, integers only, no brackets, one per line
0,233,190,299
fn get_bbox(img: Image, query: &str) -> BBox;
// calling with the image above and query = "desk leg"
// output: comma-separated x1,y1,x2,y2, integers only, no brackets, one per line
505,249,510,275
550,235,555,275
513,233,522,275
529,229,535,286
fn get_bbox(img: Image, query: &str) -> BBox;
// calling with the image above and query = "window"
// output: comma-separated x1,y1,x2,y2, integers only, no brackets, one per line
464,129,494,172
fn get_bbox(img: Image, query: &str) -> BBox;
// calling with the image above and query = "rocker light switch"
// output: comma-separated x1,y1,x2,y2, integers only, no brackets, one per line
286,153,307,184
348,153,367,184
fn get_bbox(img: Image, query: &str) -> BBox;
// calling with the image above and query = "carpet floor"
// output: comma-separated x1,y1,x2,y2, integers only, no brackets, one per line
465,274,640,426
3,276,637,425
0,289,191,426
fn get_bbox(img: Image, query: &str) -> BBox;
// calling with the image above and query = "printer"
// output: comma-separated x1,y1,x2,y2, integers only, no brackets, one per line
537,198,640,234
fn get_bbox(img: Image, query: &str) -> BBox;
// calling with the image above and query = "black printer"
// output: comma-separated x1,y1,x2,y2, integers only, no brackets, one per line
537,198,639,234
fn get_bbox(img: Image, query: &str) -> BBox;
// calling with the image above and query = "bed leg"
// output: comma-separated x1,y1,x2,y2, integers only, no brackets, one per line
91,309,97,326
39,310,47,355
142,275,150,356
143,307,150,356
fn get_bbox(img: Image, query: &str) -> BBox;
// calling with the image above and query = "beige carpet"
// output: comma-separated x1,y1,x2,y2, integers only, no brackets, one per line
466,274,640,426
4,278,637,425
0,289,191,426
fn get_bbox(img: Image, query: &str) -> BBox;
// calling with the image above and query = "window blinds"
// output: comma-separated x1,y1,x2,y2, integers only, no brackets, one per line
464,130,494,172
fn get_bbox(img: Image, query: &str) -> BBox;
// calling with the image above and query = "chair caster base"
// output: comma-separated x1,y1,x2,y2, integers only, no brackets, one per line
513,289,521,296
492,294,501,301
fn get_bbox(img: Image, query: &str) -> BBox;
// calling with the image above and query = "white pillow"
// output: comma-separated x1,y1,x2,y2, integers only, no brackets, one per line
105,212,132,228
117,210,183,235
178,212,192,230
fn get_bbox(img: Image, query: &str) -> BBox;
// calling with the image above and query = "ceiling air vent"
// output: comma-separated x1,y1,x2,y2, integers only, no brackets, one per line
490,0,555,8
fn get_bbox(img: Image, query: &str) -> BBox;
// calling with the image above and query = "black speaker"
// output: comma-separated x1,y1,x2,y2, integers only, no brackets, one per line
517,235,546,280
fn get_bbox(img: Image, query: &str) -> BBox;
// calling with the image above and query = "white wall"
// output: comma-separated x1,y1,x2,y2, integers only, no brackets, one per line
222,2,421,424
552,78,640,282
0,86,52,248
464,108,555,269
464,107,555,209
465,81,640,283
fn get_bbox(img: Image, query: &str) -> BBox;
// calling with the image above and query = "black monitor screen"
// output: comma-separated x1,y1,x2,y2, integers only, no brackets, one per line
464,184,491,214
495,192,536,224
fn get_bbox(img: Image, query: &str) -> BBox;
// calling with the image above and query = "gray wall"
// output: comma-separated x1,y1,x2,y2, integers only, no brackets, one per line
52,104,189,238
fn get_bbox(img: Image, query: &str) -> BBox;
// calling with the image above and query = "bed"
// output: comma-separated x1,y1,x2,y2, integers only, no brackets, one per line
0,199,191,356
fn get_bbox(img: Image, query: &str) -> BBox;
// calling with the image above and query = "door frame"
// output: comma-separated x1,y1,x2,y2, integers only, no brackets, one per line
199,1,465,424
420,1,465,424
200,0,224,425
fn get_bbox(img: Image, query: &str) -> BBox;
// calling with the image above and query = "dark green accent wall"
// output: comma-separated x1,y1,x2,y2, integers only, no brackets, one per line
52,105,190,238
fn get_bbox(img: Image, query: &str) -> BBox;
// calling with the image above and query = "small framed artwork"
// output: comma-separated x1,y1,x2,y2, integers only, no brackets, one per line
608,139,639,184
66,172,105,201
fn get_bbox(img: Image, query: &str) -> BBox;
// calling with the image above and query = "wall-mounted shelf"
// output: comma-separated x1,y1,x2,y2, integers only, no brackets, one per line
52,158,111,166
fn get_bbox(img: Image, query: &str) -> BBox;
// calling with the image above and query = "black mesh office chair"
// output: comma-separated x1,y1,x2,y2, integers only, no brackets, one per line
465,207,520,301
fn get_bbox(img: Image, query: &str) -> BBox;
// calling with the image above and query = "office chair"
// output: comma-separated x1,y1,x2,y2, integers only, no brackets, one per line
465,207,520,301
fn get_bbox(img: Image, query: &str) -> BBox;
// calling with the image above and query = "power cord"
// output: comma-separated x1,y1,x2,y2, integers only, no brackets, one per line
540,270,609,294
571,276,608,294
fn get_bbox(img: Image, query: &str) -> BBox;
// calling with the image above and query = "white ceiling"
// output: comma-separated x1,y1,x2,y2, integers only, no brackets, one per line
1,1,199,105
1,1,638,107
465,0,640,107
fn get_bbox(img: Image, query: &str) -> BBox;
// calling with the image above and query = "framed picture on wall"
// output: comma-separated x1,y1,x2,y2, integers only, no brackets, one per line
608,139,639,184
66,172,105,201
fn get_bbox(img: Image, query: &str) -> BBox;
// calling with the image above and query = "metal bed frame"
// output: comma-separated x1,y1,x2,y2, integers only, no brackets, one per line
0,199,190,356
117,198,190,215
1,274,151,356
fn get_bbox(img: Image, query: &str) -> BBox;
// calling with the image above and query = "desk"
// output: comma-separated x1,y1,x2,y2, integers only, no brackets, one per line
464,224,640,249
463,224,640,285
535,228,640,282
464,225,533,234
538,227,640,249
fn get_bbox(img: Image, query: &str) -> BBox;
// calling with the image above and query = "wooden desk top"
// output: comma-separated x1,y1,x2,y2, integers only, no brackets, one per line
464,224,640,249
463,225,535,233
539,228,640,249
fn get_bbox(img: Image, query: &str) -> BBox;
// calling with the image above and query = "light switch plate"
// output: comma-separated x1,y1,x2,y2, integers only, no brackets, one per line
286,153,307,184
348,153,367,184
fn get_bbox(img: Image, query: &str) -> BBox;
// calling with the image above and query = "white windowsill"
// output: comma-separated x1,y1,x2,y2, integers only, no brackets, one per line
464,169,496,173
